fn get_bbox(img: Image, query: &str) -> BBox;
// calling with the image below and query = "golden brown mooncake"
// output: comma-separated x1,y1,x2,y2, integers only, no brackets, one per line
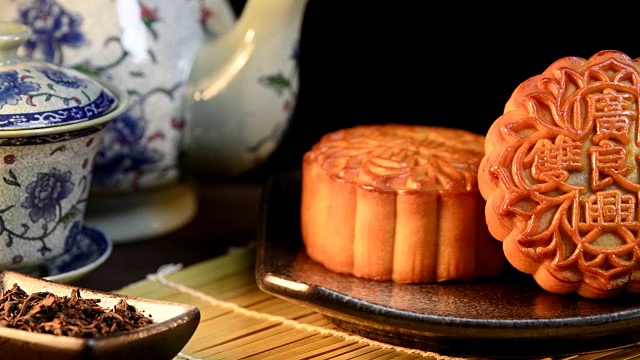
301,123,506,283
479,50,640,298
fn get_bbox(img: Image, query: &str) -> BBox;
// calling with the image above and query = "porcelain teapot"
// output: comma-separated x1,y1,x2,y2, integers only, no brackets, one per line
181,0,309,179
0,0,236,192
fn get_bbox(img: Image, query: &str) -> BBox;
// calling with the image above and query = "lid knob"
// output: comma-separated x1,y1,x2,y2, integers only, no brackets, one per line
0,22,30,65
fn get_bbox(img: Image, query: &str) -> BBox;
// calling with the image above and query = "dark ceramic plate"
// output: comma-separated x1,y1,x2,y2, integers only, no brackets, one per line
255,171,640,358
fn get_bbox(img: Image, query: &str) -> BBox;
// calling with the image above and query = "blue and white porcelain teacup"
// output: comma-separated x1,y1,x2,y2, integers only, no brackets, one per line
0,22,125,269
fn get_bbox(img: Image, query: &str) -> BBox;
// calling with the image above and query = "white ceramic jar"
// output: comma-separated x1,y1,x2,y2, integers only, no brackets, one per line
0,21,125,269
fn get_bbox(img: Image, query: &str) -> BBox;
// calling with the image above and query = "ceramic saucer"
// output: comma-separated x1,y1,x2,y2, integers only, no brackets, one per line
17,225,112,284
85,181,198,244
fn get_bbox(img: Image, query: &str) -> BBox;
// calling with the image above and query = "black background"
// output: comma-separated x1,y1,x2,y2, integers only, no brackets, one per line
219,1,640,182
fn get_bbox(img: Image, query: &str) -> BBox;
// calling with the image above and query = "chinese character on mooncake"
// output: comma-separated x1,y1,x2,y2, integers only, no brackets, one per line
479,50,640,298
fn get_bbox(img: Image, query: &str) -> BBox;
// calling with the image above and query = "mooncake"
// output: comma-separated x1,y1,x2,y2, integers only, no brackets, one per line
479,50,640,298
301,123,505,283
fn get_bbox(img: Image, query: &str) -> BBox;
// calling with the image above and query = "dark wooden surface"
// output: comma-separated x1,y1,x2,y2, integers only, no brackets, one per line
74,180,263,291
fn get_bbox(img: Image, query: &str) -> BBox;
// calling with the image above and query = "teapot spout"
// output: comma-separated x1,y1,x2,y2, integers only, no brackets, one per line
181,0,309,179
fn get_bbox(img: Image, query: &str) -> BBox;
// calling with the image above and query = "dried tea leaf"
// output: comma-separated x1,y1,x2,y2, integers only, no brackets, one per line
0,283,154,338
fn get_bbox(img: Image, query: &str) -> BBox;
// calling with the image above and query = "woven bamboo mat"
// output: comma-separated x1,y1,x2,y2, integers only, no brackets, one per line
114,246,640,360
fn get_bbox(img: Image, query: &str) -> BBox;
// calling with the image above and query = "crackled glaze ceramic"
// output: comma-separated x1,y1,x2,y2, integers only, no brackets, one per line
0,0,236,192
0,22,124,269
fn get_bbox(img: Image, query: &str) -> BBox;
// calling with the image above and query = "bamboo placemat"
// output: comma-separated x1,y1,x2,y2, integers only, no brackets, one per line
114,246,640,360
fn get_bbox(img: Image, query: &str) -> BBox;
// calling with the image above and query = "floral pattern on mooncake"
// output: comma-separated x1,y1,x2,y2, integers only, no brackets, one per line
309,124,485,192
479,50,640,298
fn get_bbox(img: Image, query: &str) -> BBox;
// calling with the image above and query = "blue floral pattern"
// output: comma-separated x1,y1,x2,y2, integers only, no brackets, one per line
0,157,89,262
63,220,81,253
92,112,162,186
22,168,74,223
0,71,40,110
18,0,86,63
0,67,116,129
39,68,86,88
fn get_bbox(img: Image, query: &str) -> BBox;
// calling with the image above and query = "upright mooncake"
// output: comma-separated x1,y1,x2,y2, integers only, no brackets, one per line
301,124,505,283
479,50,640,298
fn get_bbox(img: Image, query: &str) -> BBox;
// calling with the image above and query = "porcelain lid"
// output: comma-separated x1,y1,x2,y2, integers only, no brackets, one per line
0,22,118,131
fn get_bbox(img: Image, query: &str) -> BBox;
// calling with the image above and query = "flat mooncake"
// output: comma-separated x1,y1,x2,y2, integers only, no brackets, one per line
479,50,640,298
